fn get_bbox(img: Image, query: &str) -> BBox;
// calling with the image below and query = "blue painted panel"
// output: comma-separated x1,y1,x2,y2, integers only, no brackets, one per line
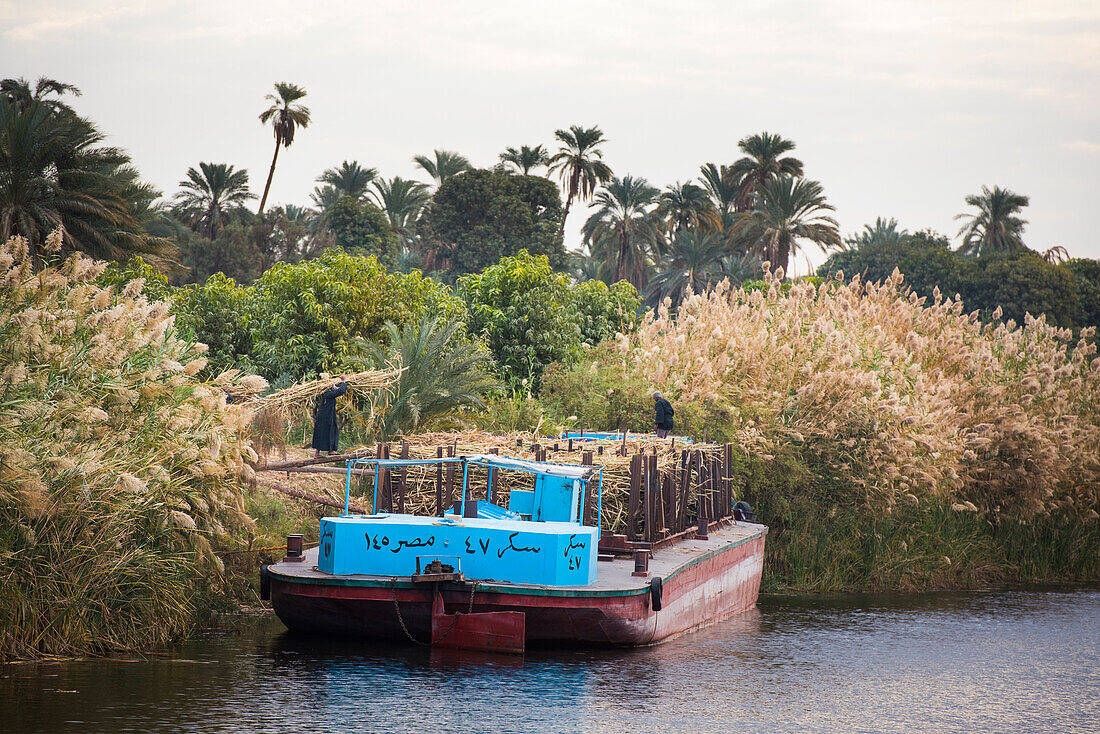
508,490,534,516
317,514,597,585
533,474,580,522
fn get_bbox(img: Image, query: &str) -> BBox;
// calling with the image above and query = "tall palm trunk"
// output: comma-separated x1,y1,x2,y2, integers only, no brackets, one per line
258,136,281,215
558,168,581,238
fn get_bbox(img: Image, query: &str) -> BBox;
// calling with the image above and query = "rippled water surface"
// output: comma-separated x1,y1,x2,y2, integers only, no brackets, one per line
4,588,1098,733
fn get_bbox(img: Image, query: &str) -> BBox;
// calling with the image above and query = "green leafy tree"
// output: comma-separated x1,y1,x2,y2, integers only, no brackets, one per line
573,278,641,347
1065,259,1100,328
98,256,173,302
736,175,841,276
458,250,581,387
316,160,378,201
0,96,172,265
172,273,255,372
362,316,501,438
257,82,310,215
820,230,974,302
973,251,1079,328
499,145,550,175
727,132,804,211
326,195,400,267
171,162,255,240
418,169,565,279
413,149,472,186
548,125,613,238
247,248,466,379
582,175,661,289
955,185,1030,257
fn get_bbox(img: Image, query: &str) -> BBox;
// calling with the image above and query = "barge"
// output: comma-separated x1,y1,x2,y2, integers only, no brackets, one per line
263,453,766,653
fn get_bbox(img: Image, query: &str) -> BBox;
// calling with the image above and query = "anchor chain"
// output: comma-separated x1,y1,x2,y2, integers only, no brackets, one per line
391,578,480,647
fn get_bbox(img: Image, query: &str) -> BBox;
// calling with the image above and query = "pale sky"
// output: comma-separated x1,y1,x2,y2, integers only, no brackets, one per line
3,0,1098,275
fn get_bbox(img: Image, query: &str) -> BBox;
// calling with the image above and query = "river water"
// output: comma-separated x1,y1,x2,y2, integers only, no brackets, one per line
4,588,1098,733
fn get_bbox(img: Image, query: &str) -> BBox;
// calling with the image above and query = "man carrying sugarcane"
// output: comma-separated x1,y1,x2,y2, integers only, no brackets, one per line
312,377,348,457
653,390,674,438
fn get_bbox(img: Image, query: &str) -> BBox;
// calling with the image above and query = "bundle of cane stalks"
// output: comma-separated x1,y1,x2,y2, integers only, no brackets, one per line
245,367,403,455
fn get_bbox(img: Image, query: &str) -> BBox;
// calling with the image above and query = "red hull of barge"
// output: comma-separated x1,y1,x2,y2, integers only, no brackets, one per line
269,527,765,647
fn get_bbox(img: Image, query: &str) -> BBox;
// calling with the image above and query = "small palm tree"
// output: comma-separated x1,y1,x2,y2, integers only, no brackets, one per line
371,176,431,247
646,230,730,308
310,185,341,213
363,316,502,439
548,125,613,238
1042,245,1070,264
845,217,909,250
316,161,378,201
736,176,841,276
413,149,472,186
727,132,804,211
698,163,739,229
955,185,1029,257
582,175,661,289
499,144,550,175
257,82,310,215
657,181,719,234
171,162,255,240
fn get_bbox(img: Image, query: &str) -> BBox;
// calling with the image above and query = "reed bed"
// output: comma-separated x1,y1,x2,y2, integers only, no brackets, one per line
0,233,259,661
616,265,1100,519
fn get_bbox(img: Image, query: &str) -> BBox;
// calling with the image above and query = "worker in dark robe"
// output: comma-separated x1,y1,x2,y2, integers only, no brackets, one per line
653,390,674,438
312,378,348,457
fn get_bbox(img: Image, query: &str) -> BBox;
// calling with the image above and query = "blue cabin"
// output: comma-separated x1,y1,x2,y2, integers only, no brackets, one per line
317,454,602,586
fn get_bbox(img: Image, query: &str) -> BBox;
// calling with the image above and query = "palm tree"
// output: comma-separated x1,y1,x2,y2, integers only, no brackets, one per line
657,181,719,234
0,98,170,264
371,176,431,246
727,132,804,211
698,163,738,229
310,185,341,213
735,176,841,276
171,162,255,240
955,185,1029,257
316,161,377,200
548,125,613,238
413,149,471,186
582,175,660,289
0,77,82,115
646,230,730,308
363,316,501,439
257,82,310,215
845,217,909,250
499,145,550,175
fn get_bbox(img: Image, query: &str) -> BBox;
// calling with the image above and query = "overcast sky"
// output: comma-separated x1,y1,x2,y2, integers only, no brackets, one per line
3,0,1098,274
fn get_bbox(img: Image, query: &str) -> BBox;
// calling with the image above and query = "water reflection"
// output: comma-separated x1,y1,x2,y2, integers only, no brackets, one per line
3,589,1097,733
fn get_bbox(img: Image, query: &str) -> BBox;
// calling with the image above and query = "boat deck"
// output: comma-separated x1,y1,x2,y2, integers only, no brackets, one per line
271,520,767,594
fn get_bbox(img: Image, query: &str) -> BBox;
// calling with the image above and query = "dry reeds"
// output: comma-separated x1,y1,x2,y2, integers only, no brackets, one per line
0,233,261,661
613,265,1100,518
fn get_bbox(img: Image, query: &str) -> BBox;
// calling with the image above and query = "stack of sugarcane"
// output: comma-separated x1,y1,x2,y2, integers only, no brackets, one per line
339,429,725,533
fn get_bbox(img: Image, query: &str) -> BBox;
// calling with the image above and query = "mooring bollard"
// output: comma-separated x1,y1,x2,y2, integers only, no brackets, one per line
632,549,650,577
696,516,709,541
284,534,305,562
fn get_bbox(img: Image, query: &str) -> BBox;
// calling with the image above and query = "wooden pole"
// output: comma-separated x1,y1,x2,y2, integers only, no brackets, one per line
398,440,409,513
257,478,368,514
435,446,444,516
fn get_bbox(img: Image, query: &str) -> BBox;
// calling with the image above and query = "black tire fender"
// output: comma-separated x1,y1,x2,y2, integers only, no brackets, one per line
260,564,271,601
650,576,663,612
